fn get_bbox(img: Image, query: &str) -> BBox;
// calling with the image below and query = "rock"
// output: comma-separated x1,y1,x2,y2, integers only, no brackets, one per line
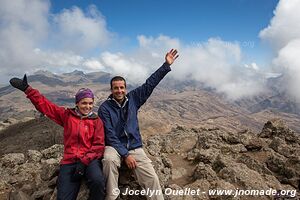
263,174,283,190
237,154,272,175
161,154,173,168
1,153,25,168
20,184,34,196
238,130,264,151
31,188,54,199
40,163,59,181
10,189,31,200
27,150,42,163
161,137,175,154
219,163,270,190
259,119,299,145
151,157,171,187
41,158,60,165
0,181,12,200
1,119,300,200
212,155,234,173
193,162,218,182
269,137,298,158
221,144,247,154
265,151,288,176
186,148,200,161
194,148,220,164
220,132,240,144
146,136,162,156
41,144,63,159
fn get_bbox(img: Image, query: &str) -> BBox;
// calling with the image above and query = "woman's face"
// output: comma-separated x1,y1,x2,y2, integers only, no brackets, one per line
76,98,94,115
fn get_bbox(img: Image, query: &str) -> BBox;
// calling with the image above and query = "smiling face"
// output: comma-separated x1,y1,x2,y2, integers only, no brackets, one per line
76,98,94,115
111,80,127,104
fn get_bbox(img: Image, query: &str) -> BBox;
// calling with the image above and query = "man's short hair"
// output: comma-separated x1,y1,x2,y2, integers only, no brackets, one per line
110,76,126,89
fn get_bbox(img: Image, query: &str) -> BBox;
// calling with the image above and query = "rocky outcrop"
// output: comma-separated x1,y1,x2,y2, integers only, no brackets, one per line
0,119,299,199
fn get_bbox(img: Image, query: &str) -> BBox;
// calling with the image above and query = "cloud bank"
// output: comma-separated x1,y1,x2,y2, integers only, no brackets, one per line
260,0,300,102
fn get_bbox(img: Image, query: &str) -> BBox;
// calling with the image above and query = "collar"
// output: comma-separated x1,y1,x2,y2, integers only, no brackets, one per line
73,107,96,118
108,95,128,108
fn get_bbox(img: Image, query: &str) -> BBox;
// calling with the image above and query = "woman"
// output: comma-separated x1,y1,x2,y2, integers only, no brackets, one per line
10,74,105,200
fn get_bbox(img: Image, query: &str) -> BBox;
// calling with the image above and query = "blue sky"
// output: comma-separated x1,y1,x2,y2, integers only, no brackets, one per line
2,0,300,101
49,0,278,61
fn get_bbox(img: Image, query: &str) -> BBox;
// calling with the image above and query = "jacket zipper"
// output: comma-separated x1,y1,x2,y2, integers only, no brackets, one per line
111,97,130,150
124,130,130,149
76,117,82,159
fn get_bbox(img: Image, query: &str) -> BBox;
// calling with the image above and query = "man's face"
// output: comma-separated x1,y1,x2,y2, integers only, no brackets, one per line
111,80,127,103
76,98,94,115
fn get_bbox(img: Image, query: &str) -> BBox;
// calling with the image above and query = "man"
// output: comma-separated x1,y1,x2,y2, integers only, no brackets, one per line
9,76,105,200
98,49,179,200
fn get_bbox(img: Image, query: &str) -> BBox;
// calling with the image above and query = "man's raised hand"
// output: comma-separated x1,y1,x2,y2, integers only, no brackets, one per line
165,49,179,65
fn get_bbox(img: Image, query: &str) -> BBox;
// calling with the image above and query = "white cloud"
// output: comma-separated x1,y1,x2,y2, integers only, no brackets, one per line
273,39,300,101
0,1,113,83
174,38,264,99
259,0,300,51
100,52,149,84
244,63,259,71
52,5,112,53
260,0,300,102
83,59,105,71
99,36,265,99
0,0,50,80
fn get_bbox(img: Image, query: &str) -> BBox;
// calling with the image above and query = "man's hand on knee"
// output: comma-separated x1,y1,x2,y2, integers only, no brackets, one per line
124,155,137,169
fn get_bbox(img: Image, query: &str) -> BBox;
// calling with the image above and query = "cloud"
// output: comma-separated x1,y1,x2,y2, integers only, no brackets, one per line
273,39,300,101
0,0,113,83
52,5,112,53
259,0,300,51
100,36,265,99
100,52,149,84
260,0,300,102
172,38,265,99
0,0,50,79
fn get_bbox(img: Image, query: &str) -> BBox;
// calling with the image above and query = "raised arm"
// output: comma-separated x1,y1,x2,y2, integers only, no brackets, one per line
130,49,179,108
10,74,65,126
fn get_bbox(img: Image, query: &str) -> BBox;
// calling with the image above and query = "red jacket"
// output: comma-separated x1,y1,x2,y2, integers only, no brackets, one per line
25,87,105,165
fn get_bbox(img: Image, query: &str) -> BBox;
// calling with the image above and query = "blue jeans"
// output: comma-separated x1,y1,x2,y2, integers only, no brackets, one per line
57,159,105,200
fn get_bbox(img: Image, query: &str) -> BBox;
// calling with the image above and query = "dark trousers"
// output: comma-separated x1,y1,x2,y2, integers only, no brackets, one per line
57,159,105,200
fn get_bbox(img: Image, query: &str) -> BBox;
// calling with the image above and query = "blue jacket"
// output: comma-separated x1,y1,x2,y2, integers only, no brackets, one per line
98,62,171,157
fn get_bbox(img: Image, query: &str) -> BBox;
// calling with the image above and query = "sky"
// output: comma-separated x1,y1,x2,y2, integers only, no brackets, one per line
1,0,300,101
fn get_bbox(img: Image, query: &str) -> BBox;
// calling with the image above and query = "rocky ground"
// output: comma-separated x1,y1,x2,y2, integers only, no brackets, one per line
0,119,299,199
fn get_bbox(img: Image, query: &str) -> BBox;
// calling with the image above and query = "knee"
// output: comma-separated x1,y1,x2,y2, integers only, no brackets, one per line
102,156,120,167
89,175,105,189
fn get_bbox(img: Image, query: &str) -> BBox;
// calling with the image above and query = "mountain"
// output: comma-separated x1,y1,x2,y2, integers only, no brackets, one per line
234,74,300,115
0,70,300,135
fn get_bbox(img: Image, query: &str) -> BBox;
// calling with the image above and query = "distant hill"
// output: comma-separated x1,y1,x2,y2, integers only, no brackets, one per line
0,70,299,135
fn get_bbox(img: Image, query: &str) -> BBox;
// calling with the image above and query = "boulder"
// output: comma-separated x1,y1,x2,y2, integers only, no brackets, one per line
41,144,63,159
1,153,25,168
27,150,42,163
193,162,218,182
